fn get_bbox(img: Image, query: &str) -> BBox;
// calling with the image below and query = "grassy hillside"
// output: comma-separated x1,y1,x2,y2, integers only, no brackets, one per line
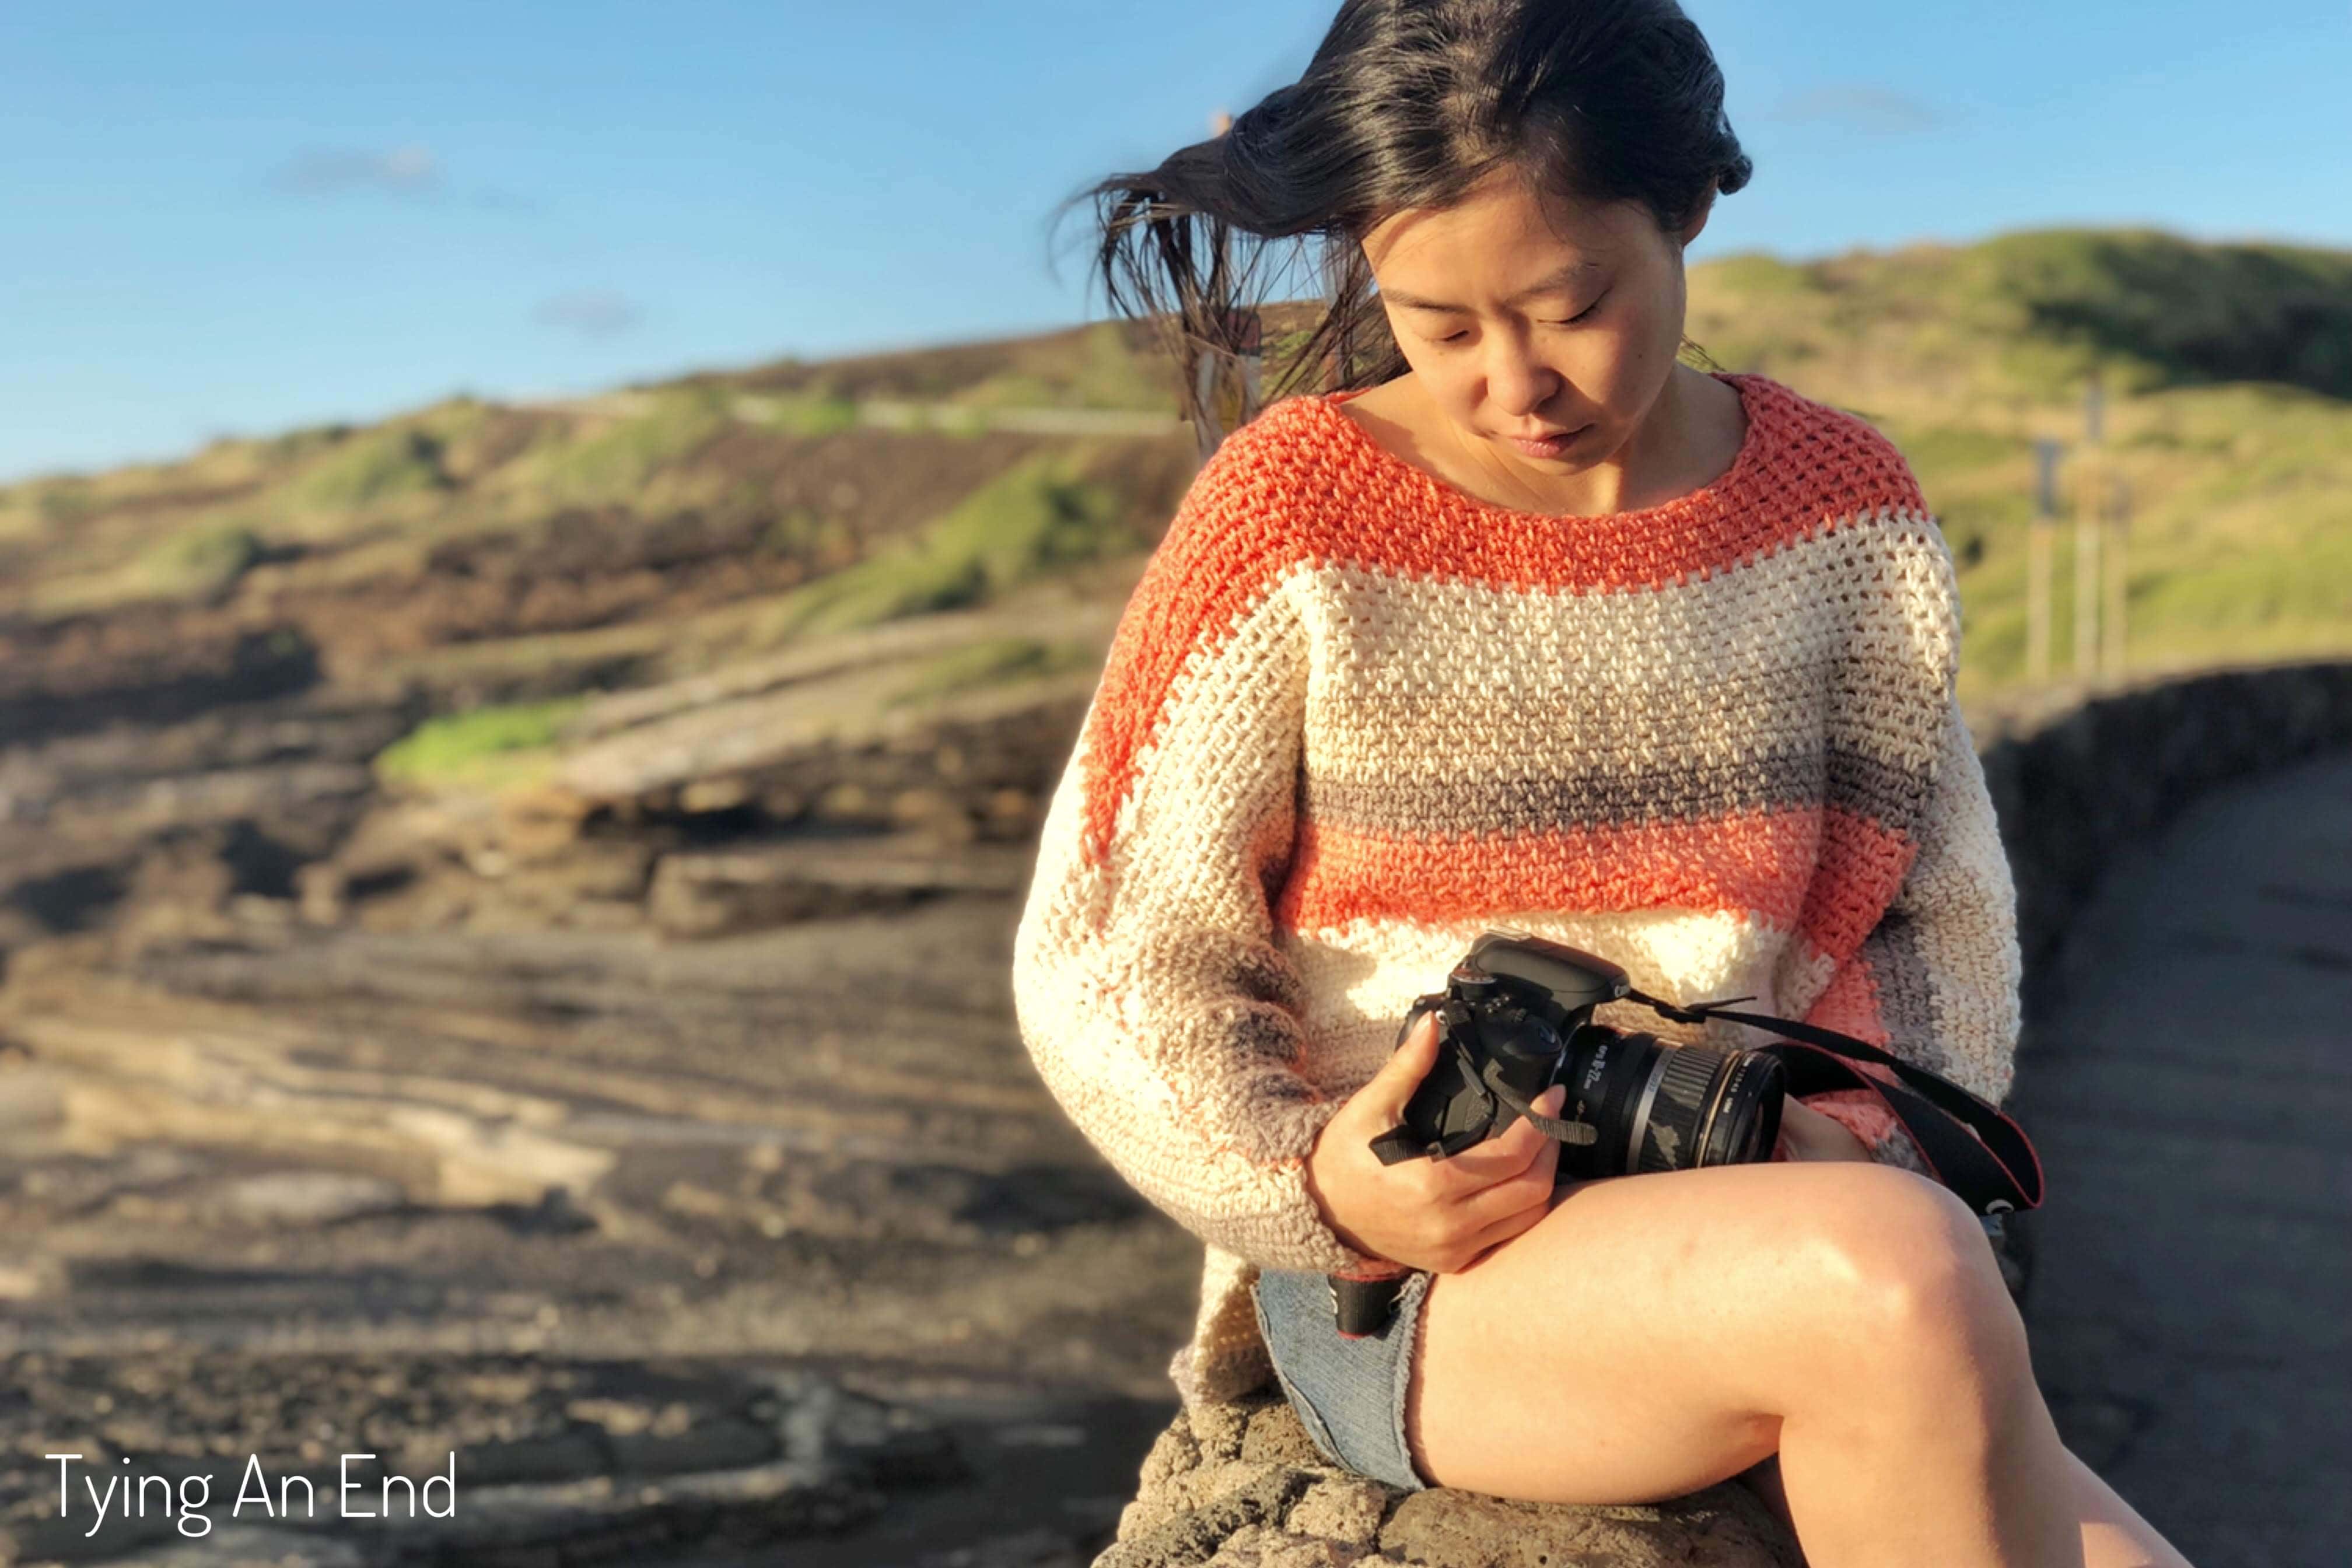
1678,228,2352,699
0,226,2345,723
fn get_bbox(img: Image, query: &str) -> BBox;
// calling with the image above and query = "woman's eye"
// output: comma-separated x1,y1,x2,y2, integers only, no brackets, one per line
1434,298,1602,345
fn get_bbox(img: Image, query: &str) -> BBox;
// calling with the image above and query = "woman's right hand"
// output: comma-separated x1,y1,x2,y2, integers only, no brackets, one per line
1304,1011,1569,1275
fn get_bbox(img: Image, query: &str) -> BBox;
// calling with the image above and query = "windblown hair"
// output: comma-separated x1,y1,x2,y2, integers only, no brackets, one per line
1051,0,1754,439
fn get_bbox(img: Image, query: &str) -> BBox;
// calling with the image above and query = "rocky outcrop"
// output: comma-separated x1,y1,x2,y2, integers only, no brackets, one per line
1097,1391,1798,1568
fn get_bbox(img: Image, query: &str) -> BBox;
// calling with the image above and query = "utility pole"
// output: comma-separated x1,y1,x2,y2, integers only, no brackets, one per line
2101,472,2132,678
1191,306,1264,461
2072,370,2104,679
2028,438,2062,684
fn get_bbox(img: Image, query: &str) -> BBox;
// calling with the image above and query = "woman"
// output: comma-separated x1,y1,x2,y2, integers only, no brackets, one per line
1014,3,2194,1563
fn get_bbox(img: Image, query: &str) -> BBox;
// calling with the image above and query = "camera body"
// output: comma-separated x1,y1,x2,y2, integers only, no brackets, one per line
1372,928,1787,1183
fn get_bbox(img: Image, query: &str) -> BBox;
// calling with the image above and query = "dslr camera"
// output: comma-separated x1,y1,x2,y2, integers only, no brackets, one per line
1330,928,1788,1334
1371,928,1787,1179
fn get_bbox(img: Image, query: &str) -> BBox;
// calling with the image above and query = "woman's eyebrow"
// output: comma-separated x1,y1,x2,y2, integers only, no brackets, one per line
1380,260,1602,313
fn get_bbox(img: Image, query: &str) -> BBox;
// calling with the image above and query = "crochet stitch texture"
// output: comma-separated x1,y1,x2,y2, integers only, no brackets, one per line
1010,370,2023,1420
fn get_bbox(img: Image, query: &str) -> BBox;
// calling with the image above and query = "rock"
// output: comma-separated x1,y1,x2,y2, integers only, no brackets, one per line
647,832,1032,938
0,1065,66,1130
495,779,600,861
109,1525,368,1567
214,1171,407,1226
1096,1392,1800,1568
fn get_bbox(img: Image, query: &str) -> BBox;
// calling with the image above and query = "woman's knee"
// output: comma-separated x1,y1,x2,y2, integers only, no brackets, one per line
1799,1166,2029,1395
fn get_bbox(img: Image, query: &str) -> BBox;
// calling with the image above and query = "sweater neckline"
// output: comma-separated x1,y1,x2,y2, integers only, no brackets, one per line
1306,370,1772,533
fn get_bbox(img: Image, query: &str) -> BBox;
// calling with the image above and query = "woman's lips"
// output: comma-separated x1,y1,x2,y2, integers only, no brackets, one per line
1505,425,1588,459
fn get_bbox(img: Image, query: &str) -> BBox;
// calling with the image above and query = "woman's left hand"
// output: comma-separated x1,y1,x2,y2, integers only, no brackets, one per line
1773,1096,1875,1163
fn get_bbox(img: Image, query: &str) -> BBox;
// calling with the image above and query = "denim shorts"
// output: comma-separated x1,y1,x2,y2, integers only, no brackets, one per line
1250,1267,1435,1492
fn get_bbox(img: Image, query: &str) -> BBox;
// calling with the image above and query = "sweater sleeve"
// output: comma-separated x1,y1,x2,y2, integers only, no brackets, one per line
1847,695,2022,1111
1794,510,2024,1174
1009,427,1390,1278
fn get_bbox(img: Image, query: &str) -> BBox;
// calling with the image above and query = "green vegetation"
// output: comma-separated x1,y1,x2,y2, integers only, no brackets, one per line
771,392,860,436
950,321,1173,412
137,520,265,600
499,387,732,509
1690,227,2352,407
885,636,1099,708
748,450,1136,642
1969,229,2352,398
37,483,99,527
373,696,590,793
293,426,451,511
1887,380,2352,699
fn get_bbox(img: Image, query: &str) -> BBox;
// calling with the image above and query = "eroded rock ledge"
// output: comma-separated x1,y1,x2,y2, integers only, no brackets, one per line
1097,1390,1798,1568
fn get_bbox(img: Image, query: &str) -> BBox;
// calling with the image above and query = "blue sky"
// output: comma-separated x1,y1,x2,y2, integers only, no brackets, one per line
4,1,2347,482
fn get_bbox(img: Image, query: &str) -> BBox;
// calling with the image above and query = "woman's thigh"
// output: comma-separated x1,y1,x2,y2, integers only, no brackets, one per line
1406,1157,1999,1504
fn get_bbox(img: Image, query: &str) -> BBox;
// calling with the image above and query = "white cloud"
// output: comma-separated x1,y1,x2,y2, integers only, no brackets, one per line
534,291,643,338
271,145,442,197
1769,86,1945,136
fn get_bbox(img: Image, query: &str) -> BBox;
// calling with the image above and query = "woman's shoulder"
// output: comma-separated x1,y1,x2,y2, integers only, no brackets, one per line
1737,372,1931,530
1188,392,1354,506
1153,393,1355,565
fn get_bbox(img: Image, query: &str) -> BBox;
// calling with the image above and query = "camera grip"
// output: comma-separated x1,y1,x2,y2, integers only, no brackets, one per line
1328,1273,1405,1336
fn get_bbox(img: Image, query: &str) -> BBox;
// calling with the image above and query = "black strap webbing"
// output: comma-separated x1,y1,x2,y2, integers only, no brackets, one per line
1624,988,2043,1214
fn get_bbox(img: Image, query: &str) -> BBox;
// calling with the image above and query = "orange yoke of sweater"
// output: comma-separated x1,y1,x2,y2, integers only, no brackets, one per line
1010,370,2024,1419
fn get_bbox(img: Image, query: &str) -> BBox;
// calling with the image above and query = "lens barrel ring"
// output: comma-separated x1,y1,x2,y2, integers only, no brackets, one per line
1634,1046,1725,1174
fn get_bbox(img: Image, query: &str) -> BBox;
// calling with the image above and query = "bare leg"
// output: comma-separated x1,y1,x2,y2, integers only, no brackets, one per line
1731,1422,2192,1565
1735,1434,2192,1567
1405,1161,2103,1567
2065,1448,2193,1568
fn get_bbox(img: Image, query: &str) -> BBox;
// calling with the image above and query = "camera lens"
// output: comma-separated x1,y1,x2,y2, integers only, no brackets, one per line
1557,1028,1788,1178
1632,1042,1788,1173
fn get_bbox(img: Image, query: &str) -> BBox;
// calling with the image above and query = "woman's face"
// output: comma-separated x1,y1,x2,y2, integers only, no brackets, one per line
1359,165,1709,494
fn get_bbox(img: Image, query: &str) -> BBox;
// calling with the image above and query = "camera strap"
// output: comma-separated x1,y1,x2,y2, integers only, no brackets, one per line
1622,988,2044,1216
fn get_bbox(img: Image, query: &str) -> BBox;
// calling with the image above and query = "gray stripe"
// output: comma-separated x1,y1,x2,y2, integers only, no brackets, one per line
1301,746,1934,840
1859,911,1954,1077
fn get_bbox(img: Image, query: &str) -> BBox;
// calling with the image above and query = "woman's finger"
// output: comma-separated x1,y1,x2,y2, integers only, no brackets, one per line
1449,1156,1558,1235
1450,1116,1566,1230
1426,1083,1567,1194
1455,1188,1558,1267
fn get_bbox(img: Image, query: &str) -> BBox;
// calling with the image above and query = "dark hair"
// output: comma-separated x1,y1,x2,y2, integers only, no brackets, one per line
1049,0,1753,440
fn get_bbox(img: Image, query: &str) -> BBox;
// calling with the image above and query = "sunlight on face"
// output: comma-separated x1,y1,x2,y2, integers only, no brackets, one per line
1360,165,1706,499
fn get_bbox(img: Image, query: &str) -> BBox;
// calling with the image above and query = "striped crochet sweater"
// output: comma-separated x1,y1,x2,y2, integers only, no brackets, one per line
1010,370,2022,1419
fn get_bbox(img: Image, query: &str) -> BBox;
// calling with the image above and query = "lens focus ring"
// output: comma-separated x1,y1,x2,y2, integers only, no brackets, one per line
1635,1046,1723,1174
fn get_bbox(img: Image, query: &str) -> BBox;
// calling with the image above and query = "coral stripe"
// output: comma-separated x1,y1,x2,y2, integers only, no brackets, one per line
1803,950,1893,1045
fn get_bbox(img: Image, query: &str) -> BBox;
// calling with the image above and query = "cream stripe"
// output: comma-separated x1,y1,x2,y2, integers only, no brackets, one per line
1272,908,1838,1097
1296,510,1958,787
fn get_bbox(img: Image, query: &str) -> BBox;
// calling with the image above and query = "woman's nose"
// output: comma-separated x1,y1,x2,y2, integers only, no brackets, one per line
1486,344,1561,418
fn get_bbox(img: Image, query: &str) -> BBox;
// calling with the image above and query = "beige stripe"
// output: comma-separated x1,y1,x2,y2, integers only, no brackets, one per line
1296,512,1958,788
